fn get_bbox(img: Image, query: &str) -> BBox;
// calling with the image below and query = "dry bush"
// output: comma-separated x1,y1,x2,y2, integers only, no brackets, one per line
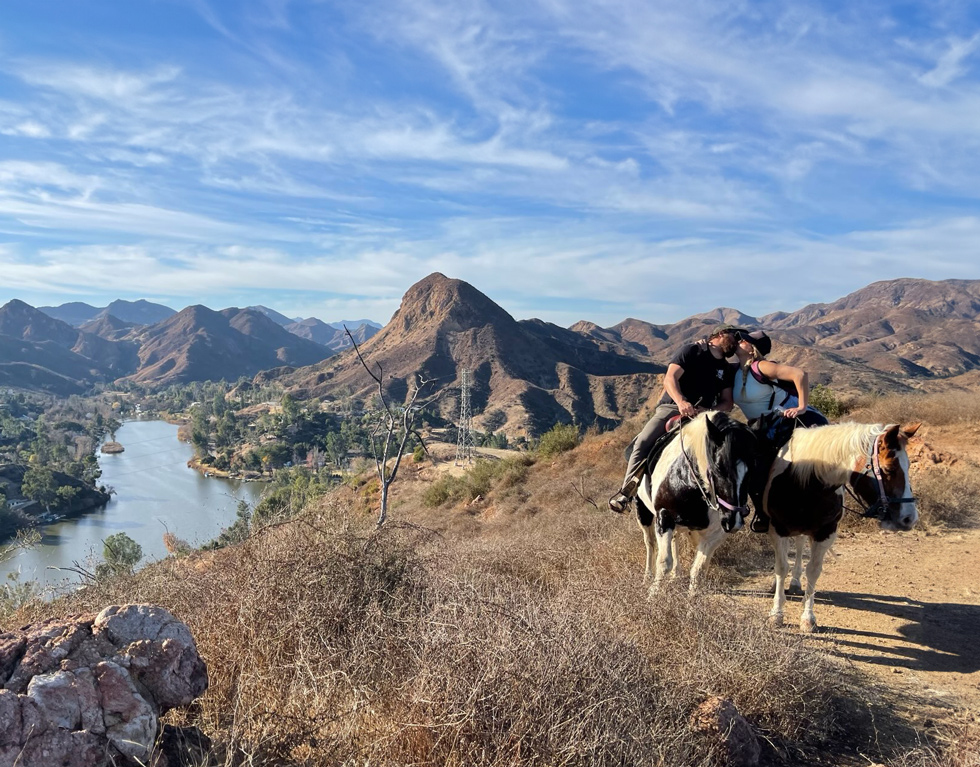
22,497,876,767
910,462,980,529
15,423,972,766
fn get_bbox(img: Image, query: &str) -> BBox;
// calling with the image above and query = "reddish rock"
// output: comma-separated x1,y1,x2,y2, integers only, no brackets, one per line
0,605,207,767
691,696,761,767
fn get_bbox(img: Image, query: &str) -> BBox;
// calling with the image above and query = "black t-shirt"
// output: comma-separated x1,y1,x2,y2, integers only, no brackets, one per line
657,341,735,408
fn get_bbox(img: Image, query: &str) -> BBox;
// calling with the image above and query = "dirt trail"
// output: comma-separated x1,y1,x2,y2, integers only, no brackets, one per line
740,527,980,713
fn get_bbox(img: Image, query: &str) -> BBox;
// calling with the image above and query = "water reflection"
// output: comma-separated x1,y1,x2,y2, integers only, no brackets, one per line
1,420,265,589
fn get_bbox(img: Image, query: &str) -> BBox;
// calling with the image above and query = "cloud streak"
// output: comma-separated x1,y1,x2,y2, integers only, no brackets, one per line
0,0,979,324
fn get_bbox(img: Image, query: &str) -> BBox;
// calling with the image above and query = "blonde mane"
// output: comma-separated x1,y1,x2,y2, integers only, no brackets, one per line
657,412,713,486
785,422,889,486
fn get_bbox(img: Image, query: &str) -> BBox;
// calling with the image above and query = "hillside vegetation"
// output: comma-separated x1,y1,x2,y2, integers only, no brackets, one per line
9,391,980,766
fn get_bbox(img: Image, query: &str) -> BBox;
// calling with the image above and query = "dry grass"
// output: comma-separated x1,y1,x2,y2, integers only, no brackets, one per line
13,415,977,766
27,503,861,766
848,391,980,427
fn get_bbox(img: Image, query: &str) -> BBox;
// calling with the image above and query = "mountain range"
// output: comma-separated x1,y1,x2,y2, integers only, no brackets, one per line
4,275,980,434
0,299,379,392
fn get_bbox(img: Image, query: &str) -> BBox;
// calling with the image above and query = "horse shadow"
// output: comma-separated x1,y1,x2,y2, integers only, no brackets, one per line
736,586,980,674
808,591,980,674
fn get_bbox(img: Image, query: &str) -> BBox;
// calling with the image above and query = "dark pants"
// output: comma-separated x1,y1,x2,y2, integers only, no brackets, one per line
623,403,680,486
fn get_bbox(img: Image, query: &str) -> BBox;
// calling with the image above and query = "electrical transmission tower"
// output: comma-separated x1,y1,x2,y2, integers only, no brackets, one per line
455,369,474,465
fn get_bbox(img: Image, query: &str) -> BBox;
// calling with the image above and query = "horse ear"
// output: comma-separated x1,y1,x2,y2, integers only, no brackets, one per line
883,424,901,447
900,422,921,439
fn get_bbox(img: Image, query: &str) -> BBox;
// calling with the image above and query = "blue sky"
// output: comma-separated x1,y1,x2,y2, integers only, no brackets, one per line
2,0,980,327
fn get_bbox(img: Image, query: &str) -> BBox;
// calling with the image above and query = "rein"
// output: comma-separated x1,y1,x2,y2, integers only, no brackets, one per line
845,433,916,520
678,428,749,518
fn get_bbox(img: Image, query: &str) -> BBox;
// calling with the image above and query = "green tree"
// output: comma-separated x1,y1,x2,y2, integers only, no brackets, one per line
21,467,57,513
56,484,80,509
281,393,300,425
97,533,143,578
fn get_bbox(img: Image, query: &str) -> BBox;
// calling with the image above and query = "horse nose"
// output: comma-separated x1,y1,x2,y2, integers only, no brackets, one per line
899,509,918,530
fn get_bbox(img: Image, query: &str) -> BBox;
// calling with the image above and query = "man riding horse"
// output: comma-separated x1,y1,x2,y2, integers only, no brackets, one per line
609,324,738,513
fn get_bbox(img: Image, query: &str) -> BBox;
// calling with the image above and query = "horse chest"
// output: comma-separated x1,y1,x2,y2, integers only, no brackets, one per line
654,471,711,531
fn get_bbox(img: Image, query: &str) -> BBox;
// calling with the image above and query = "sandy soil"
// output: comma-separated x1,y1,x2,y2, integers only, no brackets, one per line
740,528,980,711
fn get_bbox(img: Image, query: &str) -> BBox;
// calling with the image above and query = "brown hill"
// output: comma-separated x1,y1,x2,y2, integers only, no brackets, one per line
284,318,380,351
571,279,980,397
265,273,663,436
762,279,980,380
79,313,138,342
124,305,334,386
0,300,139,386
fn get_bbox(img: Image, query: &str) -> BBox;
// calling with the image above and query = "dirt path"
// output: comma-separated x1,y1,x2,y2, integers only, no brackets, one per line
740,527,980,713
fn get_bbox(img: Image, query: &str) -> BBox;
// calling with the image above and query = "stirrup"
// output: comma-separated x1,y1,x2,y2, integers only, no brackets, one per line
608,476,640,514
608,492,632,514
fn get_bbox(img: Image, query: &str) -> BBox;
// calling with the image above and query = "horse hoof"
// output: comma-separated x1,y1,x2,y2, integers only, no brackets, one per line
787,582,804,595
800,618,817,633
769,614,784,628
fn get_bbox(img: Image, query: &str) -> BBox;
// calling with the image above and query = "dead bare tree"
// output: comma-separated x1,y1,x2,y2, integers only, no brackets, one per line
346,327,441,526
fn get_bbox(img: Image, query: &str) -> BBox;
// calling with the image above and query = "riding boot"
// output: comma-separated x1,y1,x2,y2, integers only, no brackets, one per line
608,475,640,514
751,510,770,533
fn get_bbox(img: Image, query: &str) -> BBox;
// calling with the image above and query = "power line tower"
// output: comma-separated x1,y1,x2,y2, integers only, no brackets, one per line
455,369,474,465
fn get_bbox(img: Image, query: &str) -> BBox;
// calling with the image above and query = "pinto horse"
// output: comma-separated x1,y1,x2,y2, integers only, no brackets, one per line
763,421,921,632
635,411,756,595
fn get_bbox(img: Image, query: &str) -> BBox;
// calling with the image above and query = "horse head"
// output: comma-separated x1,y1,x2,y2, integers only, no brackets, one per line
851,422,921,531
704,413,756,533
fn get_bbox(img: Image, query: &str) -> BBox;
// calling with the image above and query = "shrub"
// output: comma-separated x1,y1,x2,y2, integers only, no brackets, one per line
412,445,426,463
810,384,850,419
422,456,533,508
911,463,980,528
537,423,580,458
96,532,143,579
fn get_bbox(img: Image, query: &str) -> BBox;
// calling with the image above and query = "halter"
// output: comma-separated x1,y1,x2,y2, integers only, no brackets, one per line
678,428,749,521
846,432,916,520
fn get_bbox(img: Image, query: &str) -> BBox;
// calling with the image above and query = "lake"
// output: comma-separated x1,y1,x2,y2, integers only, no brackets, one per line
0,420,266,591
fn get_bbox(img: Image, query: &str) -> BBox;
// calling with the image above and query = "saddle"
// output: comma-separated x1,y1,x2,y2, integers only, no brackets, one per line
623,415,685,479
750,407,828,450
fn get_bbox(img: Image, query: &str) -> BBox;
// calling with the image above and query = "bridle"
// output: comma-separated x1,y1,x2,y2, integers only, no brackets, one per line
679,429,749,528
845,432,916,520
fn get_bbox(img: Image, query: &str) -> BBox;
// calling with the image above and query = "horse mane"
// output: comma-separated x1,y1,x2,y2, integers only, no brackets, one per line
660,412,714,487
785,422,889,486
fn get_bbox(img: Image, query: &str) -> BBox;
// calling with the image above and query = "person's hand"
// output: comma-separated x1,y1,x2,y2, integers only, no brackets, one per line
678,401,699,418
781,406,805,419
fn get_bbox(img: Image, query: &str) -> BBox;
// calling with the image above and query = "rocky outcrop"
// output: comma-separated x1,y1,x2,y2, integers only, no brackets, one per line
0,605,208,767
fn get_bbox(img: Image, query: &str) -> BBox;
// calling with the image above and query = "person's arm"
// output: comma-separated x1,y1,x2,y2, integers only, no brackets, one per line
758,360,809,417
663,363,699,417
715,386,734,413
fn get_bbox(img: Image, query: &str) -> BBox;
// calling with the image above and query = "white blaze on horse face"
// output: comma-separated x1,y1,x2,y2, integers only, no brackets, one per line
736,461,748,501
897,448,917,530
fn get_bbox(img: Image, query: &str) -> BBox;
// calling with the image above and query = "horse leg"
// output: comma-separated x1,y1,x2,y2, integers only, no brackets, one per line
641,522,655,584
769,531,791,627
649,526,675,597
669,535,680,581
689,526,726,594
800,533,836,633
789,535,805,593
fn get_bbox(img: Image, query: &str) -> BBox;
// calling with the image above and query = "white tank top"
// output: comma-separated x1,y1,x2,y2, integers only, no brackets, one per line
734,365,798,420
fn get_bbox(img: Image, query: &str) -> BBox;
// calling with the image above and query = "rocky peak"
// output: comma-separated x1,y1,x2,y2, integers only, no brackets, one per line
394,273,516,334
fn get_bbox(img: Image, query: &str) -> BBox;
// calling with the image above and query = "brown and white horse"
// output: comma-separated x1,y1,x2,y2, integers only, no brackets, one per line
635,411,756,595
763,421,920,632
